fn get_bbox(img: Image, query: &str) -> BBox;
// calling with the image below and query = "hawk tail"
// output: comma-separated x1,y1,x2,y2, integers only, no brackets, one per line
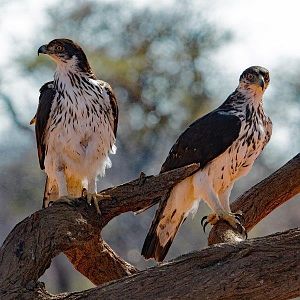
141,210,184,262
142,177,196,262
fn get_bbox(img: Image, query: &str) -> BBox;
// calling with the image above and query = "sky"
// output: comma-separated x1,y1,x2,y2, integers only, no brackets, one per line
0,0,299,159
2,0,300,71
211,0,300,72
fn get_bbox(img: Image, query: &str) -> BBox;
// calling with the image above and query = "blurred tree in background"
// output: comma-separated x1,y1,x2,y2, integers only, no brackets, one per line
25,0,230,174
1,0,231,292
0,0,299,294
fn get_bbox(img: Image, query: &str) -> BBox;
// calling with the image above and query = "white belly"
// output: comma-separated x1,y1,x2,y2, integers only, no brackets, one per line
44,107,115,181
203,126,267,194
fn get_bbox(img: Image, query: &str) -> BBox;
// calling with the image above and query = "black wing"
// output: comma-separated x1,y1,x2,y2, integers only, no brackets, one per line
160,109,241,174
34,81,56,170
98,80,118,138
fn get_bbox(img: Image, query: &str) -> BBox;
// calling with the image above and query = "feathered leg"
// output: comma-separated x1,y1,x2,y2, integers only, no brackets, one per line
218,184,233,212
196,177,244,231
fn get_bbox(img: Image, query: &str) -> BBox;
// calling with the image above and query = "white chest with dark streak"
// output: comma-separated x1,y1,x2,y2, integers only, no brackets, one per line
44,71,116,183
33,38,118,209
205,105,272,196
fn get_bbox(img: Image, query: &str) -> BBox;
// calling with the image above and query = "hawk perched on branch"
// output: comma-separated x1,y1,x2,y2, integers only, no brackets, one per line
142,66,272,262
31,39,118,213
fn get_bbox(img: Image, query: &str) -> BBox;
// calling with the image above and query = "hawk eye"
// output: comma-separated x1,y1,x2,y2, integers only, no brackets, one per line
55,45,63,52
247,74,254,80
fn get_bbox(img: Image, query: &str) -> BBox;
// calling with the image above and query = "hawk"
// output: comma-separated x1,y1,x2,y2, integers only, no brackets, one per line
31,39,118,213
142,66,272,262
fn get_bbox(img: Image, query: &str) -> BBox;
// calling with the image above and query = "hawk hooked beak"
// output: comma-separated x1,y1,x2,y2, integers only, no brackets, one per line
38,45,48,56
258,74,265,90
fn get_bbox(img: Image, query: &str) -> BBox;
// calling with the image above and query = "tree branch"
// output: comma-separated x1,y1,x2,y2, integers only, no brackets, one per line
0,164,199,298
5,229,300,300
67,228,300,300
64,236,138,285
0,154,299,299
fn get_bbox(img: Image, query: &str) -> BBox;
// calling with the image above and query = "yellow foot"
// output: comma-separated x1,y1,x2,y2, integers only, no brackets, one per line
201,211,246,234
82,189,111,215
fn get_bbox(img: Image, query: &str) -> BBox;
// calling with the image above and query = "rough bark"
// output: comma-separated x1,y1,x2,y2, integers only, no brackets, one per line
64,228,300,300
0,164,199,298
64,236,138,286
3,229,300,300
0,155,299,300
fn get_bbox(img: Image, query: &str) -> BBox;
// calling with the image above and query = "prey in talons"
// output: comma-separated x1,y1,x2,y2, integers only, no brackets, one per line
201,211,247,238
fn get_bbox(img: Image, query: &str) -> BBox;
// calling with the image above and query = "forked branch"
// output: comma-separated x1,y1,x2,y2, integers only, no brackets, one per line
0,155,299,300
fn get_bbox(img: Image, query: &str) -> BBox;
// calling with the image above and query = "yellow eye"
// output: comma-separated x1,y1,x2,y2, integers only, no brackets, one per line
55,45,63,52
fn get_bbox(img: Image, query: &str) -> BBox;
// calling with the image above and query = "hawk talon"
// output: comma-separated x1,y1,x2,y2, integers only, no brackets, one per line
82,190,111,215
81,188,87,198
234,211,245,223
200,215,207,227
203,221,210,233
235,223,247,238
201,211,247,237
234,214,245,224
200,213,220,232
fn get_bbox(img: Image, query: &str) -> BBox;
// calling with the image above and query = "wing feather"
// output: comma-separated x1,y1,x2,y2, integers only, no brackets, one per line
161,110,242,173
98,80,118,138
34,81,56,170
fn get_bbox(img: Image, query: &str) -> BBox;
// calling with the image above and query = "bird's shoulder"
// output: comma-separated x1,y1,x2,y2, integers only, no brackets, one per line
39,81,55,94
161,109,242,173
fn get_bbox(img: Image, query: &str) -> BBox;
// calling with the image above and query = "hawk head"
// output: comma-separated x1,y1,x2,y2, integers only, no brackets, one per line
239,66,270,92
38,39,92,73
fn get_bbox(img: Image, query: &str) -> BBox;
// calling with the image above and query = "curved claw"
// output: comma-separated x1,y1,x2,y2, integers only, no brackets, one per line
200,215,208,227
234,214,242,223
238,224,248,238
234,213,245,223
203,221,209,233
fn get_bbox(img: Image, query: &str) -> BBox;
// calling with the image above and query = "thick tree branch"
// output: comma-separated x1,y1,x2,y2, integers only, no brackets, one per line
64,236,138,285
208,153,300,244
5,228,300,300
232,153,300,230
67,228,300,300
0,164,198,298
0,155,299,299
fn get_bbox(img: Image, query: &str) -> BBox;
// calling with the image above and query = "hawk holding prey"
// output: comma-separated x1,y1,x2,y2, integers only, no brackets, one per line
142,66,272,261
32,39,118,213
